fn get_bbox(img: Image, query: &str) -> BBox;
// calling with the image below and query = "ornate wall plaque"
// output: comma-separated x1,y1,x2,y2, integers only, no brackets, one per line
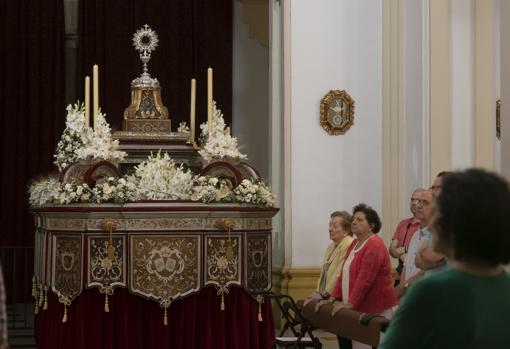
129,235,200,307
497,99,501,141
320,90,355,135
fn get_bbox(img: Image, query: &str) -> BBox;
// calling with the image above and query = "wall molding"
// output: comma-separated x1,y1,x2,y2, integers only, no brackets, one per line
279,267,320,301
382,0,406,242
474,0,497,170
429,0,452,177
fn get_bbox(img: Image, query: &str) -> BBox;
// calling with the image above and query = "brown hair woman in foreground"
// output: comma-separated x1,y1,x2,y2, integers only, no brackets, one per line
379,169,510,349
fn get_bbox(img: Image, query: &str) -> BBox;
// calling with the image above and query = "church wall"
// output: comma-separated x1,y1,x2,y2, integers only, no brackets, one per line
501,0,510,178
404,0,429,205
232,0,270,180
289,0,383,269
451,0,475,169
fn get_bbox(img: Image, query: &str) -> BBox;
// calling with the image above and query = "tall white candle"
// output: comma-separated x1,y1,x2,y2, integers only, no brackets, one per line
93,64,99,130
84,76,90,128
207,67,213,136
190,78,196,143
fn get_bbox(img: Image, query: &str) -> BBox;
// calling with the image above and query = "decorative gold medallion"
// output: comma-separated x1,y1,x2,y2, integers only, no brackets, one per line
130,236,200,305
320,90,355,135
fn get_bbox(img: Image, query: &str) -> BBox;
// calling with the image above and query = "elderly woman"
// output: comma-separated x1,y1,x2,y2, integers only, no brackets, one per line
380,169,510,348
303,211,353,306
316,204,397,349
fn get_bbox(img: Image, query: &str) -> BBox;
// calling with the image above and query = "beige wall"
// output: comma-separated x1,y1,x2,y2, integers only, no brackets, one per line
501,1,510,178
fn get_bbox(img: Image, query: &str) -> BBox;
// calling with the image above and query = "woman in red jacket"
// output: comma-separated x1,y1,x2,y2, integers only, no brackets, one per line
316,203,397,349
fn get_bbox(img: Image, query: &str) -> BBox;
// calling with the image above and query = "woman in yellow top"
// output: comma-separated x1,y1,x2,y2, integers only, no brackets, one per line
304,211,353,306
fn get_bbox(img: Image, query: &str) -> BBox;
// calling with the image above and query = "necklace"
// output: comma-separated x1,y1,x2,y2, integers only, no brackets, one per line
354,233,373,251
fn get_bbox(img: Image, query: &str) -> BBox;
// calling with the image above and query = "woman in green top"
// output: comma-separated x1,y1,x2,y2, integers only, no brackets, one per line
380,168,510,349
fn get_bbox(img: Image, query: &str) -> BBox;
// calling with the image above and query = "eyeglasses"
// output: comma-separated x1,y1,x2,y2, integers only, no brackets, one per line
410,198,421,203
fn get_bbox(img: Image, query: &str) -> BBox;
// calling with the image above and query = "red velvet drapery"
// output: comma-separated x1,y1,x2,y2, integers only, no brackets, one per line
36,287,274,349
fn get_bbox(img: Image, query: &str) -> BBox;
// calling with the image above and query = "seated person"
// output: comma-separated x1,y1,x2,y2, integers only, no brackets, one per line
379,169,510,349
389,189,424,285
303,211,353,306
316,204,397,349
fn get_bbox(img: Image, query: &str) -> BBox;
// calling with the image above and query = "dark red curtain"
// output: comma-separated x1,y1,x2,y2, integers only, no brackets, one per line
78,0,233,133
36,287,274,349
0,0,65,302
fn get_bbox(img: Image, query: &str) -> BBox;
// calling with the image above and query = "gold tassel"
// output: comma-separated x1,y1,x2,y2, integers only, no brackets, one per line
62,305,68,323
107,243,115,260
43,287,48,311
221,292,225,311
163,306,168,326
226,238,233,260
34,302,39,315
104,293,110,312
257,295,264,322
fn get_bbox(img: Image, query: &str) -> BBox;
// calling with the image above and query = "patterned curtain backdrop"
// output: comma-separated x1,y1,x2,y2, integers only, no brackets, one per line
77,0,233,133
0,0,65,301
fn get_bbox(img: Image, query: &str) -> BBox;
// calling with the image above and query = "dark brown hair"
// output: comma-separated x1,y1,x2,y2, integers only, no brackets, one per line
352,203,382,234
433,168,510,266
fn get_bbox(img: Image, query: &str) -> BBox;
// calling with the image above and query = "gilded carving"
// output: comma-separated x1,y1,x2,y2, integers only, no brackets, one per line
245,218,272,230
52,236,83,304
83,217,269,231
47,219,85,230
130,236,200,305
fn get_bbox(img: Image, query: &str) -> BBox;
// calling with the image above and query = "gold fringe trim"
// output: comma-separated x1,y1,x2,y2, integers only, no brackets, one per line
163,306,168,326
104,293,110,313
62,305,68,323
43,286,48,311
38,285,44,307
256,295,264,322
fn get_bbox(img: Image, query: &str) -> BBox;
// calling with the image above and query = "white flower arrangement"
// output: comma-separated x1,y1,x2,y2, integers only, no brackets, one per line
54,103,87,171
54,102,126,172
233,179,276,207
53,182,93,205
189,176,234,203
75,111,126,163
199,101,247,163
131,151,195,200
91,177,138,203
28,177,62,207
177,121,190,134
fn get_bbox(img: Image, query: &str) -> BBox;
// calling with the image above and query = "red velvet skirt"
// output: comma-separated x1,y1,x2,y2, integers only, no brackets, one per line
35,286,274,349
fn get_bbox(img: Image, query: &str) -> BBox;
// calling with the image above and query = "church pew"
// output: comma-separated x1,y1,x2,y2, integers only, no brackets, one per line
297,299,389,347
